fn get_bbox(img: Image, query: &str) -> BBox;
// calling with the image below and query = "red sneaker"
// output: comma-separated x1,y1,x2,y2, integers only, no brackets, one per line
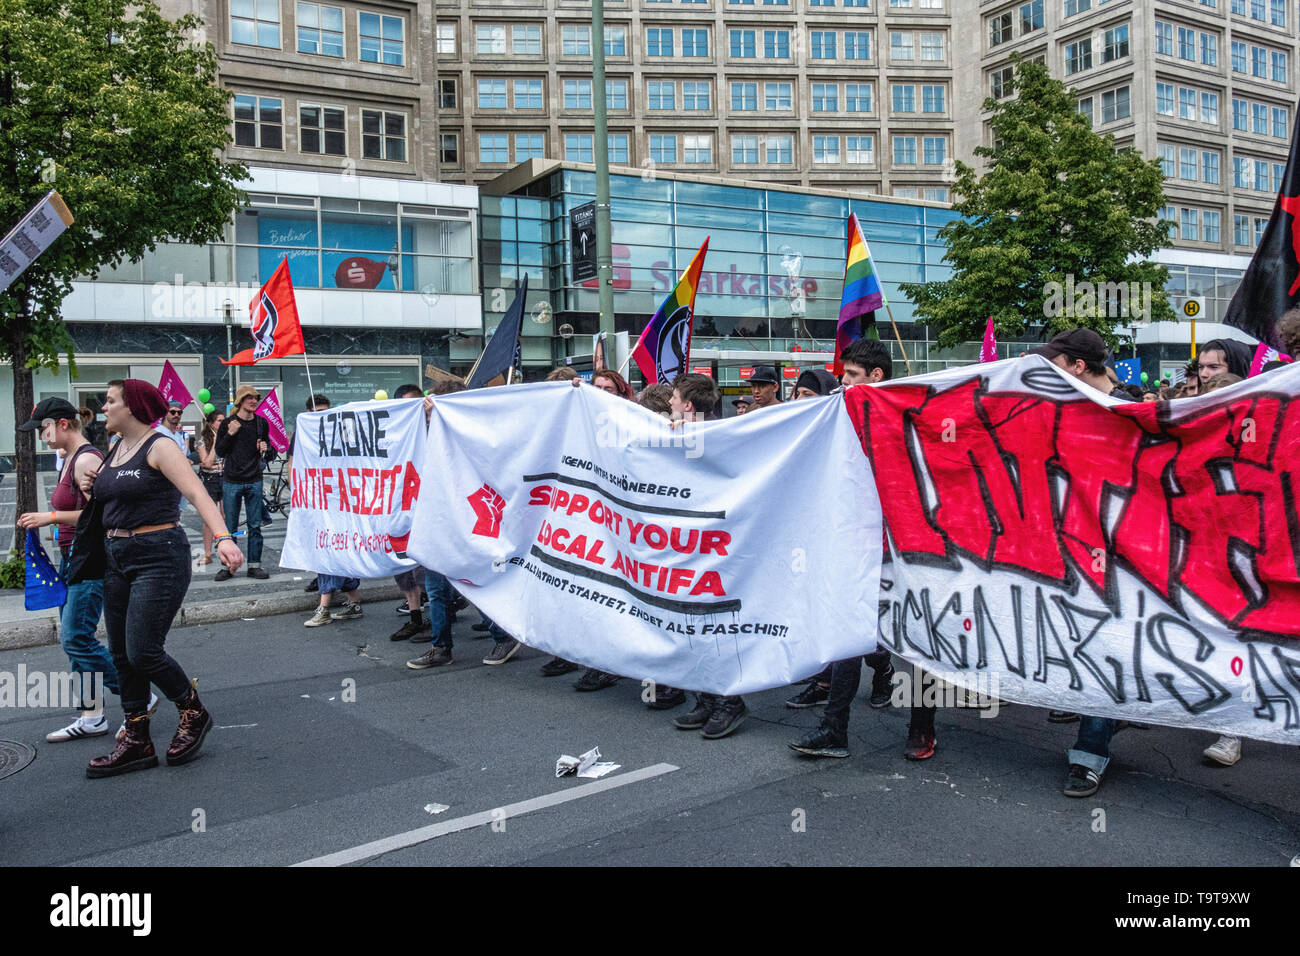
903,728,936,761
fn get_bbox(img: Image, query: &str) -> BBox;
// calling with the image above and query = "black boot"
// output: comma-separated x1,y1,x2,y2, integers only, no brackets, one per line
87,711,158,778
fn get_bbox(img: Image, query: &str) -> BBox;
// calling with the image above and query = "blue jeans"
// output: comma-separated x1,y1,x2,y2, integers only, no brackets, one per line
58,553,119,708
423,570,455,649
222,480,264,565
1068,716,1118,775
317,574,359,595
103,526,193,712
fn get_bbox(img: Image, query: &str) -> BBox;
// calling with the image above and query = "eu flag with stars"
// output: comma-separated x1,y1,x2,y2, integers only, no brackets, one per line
25,530,66,611
1113,358,1141,385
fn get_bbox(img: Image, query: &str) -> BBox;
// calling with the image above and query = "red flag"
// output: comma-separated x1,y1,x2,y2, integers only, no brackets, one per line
221,257,305,365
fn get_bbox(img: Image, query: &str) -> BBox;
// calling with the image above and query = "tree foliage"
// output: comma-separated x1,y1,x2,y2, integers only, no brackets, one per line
900,57,1173,350
0,0,247,514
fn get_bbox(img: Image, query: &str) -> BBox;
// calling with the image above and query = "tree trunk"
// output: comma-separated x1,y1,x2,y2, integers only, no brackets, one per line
10,290,37,528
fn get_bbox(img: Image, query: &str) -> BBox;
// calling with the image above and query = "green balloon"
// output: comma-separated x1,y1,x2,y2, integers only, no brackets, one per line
196,388,211,403
203,402,215,414
1140,372,1149,383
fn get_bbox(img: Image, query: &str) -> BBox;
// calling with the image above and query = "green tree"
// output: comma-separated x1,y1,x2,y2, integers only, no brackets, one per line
900,57,1173,351
0,0,246,518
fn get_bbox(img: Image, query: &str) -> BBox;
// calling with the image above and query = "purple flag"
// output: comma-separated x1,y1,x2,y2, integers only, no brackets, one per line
255,387,289,453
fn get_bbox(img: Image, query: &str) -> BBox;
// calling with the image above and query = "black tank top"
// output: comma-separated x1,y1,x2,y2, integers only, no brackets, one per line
96,433,182,530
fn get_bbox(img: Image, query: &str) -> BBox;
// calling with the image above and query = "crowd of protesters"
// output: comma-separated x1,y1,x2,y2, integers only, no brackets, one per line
17,314,1300,789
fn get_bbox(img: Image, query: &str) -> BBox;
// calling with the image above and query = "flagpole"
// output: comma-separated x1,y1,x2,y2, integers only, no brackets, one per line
302,352,316,405
883,301,914,375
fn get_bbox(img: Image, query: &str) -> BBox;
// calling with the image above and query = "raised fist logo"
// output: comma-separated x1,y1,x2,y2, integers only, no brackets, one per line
468,483,506,538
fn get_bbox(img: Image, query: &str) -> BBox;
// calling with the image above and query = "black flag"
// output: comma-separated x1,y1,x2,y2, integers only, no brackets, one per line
467,274,527,388
1222,104,1300,348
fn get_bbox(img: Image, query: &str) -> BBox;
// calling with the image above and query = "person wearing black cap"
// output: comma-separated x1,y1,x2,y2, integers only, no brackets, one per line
732,395,755,415
77,379,244,777
747,365,783,409
16,399,145,744
1032,328,1127,396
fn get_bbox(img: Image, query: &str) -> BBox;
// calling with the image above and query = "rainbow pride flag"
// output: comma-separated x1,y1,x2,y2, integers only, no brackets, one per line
633,238,709,385
834,213,886,373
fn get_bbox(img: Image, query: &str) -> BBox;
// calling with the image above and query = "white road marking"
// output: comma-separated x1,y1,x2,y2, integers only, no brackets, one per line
294,762,679,867
215,723,258,729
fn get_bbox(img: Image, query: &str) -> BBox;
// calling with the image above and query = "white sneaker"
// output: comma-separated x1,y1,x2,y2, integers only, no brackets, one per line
1203,734,1242,766
46,714,109,743
115,692,160,742
305,606,333,627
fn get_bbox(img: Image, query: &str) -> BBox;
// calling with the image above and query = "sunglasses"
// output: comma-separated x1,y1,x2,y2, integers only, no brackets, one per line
167,410,182,415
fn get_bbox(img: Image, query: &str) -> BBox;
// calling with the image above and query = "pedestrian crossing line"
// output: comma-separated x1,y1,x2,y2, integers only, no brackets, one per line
293,762,680,867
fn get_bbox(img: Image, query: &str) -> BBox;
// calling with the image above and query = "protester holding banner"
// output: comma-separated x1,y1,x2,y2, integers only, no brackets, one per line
215,384,275,581
79,379,242,777
747,366,783,409
286,393,330,593
1196,339,1252,385
388,384,435,644
15,399,136,744
591,369,635,401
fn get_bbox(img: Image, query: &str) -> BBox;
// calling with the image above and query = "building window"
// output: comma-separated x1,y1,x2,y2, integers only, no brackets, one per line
647,81,675,110
564,133,594,163
513,79,542,110
1253,102,1269,134
362,110,405,161
1203,151,1220,183
514,133,545,161
893,135,916,164
891,32,914,60
766,134,793,163
513,25,542,54
649,134,677,163
1181,208,1200,242
1233,156,1250,188
765,81,792,110
731,29,756,58
682,29,708,56
731,82,757,111
476,25,506,54
845,83,872,112
1252,46,1267,78
605,26,626,56
922,84,945,113
1020,0,1044,32
1154,21,1173,56
1179,87,1198,121
892,84,915,113
811,31,836,59
1274,106,1290,138
923,136,946,164
924,187,949,202
846,32,872,60
813,83,838,112
607,80,628,110
1158,145,1175,178
562,25,591,55
1201,92,1218,126
296,3,342,57
359,11,404,66
233,94,283,149
813,135,839,163
1177,26,1195,61
1103,25,1128,63
1065,39,1091,75
990,66,1013,99
1101,87,1129,124
436,22,456,56
1179,147,1198,180
438,79,457,110
478,78,507,109
232,0,280,48
846,135,873,163
609,133,630,164
1204,211,1221,244
990,12,1012,46
299,105,344,154
563,79,593,110
1156,82,1174,116
1064,0,1091,16
682,81,710,110
764,30,790,58
732,135,759,164
439,133,459,165
1273,51,1288,83
1232,98,1248,130
683,134,712,163
1201,32,1218,67
1234,214,1251,247
920,33,943,61
1078,96,1093,127
1270,0,1286,26
648,27,675,57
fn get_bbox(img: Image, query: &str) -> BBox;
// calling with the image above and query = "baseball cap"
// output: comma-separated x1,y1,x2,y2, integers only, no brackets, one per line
749,366,780,385
18,397,80,432
166,400,184,410
732,395,755,407
1033,329,1108,365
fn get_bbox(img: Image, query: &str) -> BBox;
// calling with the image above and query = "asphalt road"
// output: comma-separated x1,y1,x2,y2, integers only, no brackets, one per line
1,608,1297,868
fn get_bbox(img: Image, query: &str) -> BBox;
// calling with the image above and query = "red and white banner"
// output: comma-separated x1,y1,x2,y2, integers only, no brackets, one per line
848,355,1300,745
279,398,426,578
406,383,882,696
255,387,289,454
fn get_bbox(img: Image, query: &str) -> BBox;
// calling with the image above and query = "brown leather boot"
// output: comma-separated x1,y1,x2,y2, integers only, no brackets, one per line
87,711,158,778
167,679,213,766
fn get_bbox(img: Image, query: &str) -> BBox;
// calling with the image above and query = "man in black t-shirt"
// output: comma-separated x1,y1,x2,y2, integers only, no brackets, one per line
214,385,276,581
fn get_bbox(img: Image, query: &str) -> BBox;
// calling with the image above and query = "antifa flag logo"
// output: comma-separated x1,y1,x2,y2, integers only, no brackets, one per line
251,291,279,360
657,305,693,382
467,483,506,538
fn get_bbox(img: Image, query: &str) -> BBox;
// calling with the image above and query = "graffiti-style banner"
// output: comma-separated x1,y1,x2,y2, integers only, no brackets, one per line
847,356,1300,745
407,383,882,696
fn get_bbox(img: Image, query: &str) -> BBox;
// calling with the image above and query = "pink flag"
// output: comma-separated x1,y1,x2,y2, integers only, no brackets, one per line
255,387,289,453
1248,342,1293,377
157,359,193,408
979,317,997,363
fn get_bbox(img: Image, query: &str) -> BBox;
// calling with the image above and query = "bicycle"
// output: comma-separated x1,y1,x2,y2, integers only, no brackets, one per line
265,458,292,517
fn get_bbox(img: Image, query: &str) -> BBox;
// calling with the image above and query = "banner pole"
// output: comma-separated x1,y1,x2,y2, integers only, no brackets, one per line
617,352,633,378
302,352,316,402
883,301,914,376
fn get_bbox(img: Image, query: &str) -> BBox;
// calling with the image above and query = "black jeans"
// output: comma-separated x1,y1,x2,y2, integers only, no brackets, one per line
823,657,863,733
104,526,193,711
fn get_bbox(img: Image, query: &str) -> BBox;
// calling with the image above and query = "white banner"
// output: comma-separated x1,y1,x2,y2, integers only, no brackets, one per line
280,398,426,578
848,356,1300,745
407,383,882,696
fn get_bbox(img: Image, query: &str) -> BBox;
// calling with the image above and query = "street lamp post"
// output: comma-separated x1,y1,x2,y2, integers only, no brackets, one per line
223,299,235,406
592,0,615,337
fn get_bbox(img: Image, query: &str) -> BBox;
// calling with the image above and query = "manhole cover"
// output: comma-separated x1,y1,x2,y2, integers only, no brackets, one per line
0,740,36,780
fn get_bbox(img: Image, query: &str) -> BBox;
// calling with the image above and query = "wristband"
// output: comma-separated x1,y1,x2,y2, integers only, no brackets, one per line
215,532,234,543
49,511,57,524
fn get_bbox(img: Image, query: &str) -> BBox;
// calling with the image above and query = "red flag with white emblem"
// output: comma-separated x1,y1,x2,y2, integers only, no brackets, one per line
221,257,306,365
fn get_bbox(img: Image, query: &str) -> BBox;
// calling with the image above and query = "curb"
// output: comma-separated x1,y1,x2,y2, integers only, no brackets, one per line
0,584,404,653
